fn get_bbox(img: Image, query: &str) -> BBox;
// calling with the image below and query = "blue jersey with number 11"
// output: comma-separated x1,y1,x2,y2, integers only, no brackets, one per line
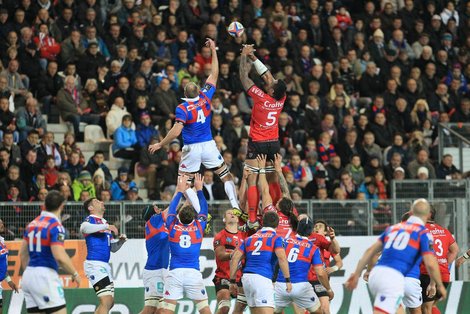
175,83,216,145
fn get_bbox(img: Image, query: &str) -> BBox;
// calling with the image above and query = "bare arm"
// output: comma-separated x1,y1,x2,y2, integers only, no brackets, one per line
447,241,459,265
51,245,78,276
423,254,445,296
239,54,255,91
238,169,251,214
314,265,332,291
352,241,383,277
274,248,290,280
160,122,183,147
327,227,340,254
247,49,275,86
273,154,290,198
20,240,29,270
205,38,218,86
230,249,243,281
215,245,231,262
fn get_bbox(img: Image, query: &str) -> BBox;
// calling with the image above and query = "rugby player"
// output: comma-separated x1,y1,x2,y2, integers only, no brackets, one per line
0,218,18,312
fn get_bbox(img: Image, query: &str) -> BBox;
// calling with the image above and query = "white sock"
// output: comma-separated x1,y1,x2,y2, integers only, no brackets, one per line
224,180,239,209
185,188,201,213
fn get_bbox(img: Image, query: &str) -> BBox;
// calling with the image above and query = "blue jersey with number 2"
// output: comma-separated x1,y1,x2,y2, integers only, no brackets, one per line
175,83,216,145
376,217,434,276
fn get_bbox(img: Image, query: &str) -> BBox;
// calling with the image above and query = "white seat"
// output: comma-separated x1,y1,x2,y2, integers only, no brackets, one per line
84,125,111,144
108,143,130,170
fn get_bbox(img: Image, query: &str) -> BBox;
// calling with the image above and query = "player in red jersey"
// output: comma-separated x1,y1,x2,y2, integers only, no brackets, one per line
213,209,247,314
257,154,298,238
238,45,287,229
420,207,458,314
298,217,339,314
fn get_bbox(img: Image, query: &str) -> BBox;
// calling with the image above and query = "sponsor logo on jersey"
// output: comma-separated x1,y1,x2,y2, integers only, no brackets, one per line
263,100,284,109
174,224,198,232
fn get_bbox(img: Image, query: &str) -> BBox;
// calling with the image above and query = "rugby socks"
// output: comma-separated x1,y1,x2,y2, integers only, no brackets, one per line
432,306,441,314
269,182,282,205
247,185,259,223
224,180,240,209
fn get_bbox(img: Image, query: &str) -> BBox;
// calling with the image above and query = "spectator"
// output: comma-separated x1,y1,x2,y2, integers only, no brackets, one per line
373,169,389,199
436,154,459,179
282,153,309,189
202,169,225,201
317,132,336,166
60,30,86,65
1,59,29,108
344,154,365,185
93,168,111,198
42,155,59,188
0,165,28,201
416,166,429,180
33,23,61,68
451,98,470,122
20,148,41,184
407,148,436,179
0,95,18,143
63,150,83,181
358,62,384,99
57,75,100,137
410,99,432,128
0,148,14,178
16,97,47,142
99,189,112,202
19,129,41,159
138,136,168,200
110,166,136,201
336,129,366,167
59,132,84,165
106,97,131,137
39,132,61,167
336,170,358,199
136,112,158,149
85,150,113,183
71,170,96,201
223,114,249,153
150,77,178,122
0,131,21,165
112,114,138,160
385,133,408,166
126,186,142,201
369,113,395,148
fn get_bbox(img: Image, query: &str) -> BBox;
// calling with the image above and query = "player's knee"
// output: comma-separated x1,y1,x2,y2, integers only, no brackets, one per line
196,299,209,312
274,307,284,314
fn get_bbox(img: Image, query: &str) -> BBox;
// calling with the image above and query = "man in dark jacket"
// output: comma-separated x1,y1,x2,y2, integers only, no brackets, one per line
85,150,113,182
436,154,460,179
369,112,396,148
0,165,28,201
36,61,63,115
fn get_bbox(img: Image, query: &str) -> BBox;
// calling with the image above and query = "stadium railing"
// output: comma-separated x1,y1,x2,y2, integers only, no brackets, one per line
438,122,470,173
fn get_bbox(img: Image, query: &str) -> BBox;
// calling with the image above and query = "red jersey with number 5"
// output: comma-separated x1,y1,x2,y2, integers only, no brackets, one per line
247,85,286,142
420,222,455,282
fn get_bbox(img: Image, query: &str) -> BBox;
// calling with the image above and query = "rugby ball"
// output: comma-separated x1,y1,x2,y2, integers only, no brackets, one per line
227,21,244,38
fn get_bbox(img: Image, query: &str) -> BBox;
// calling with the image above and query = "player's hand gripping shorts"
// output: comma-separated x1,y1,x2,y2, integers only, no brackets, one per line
143,268,168,306
275,281,320,312
241,273,275,308
179,140,223,173
22,266,66,312
84,260,115,297
369,266,405,314
164,268,208,300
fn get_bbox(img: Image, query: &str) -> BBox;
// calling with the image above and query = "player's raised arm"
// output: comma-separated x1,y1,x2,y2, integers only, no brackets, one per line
205,38,218,86
274,154,290,199
194,173,209,218
239,47,255,91
166,175,188,226
246,45,275,86
257,154,273,210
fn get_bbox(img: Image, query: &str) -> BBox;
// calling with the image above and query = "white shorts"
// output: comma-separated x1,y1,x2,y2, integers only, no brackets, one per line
84,260,114,297
143,268,168,305
275,282,320,312
241,273,274,308
164,268,208,301
403,277,422,309
369,266,404,314
179,140,223,172
22,266,65,311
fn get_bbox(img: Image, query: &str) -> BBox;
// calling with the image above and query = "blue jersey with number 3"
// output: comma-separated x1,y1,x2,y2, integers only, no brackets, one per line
376,217,434,276
23,211,66,271
175,83,216,145
238,228,284,280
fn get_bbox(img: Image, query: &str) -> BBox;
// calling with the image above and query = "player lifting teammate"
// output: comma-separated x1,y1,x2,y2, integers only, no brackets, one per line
212,210,247,314
141,203,170,314
346,199,447,314
81,198,128,314
148,38,239,211
238,44,287,229
21,191,81,314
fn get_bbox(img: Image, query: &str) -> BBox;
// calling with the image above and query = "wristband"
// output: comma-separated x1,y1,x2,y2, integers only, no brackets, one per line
253,59,268,76
5,276,11,283
230,279,236,284
330,266,339,272
72,272,79,279
464,253,470,260
284,277,291,283
259,169,266,174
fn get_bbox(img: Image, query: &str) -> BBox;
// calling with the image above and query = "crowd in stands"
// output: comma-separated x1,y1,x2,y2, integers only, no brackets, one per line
0,0,468,209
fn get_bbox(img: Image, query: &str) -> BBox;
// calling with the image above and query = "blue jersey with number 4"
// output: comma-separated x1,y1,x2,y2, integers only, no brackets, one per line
377,216,434,276
23,211,66,271
238,227,284,280
175,83,215,145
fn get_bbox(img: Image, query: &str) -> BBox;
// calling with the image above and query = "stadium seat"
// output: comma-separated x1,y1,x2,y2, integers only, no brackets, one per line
108,143,131,170
84,125,112,144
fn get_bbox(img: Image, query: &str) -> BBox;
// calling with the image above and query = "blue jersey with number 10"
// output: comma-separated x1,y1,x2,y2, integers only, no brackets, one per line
376,217,434,276
175,83,216,145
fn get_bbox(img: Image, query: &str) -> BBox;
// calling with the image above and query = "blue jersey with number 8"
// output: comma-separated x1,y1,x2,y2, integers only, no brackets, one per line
175,83,215,145
376,217,434,276
238,227,284,280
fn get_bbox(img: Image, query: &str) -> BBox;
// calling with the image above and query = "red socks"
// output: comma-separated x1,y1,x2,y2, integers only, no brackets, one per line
432,306,441,314
247,185,259,223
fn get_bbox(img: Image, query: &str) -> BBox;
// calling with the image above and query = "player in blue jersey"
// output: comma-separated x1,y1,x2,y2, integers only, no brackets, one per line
160,173,211,314
346,199,446,314
81,198,127,314
229,211,291,313
141,203,170,314
20,191,81,314
148,38,240,211
274,217,333,314
0,218,18,312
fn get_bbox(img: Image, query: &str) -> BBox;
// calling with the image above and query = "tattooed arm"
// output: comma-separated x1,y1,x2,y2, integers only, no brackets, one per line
239,49,255,91
274,154,291,199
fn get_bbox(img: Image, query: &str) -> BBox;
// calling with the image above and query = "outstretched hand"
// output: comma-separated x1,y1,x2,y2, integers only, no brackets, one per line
194,173,204,191
241,44,255,57
256,154,267,169
205,38,216,50
273,153,283,172
177,174,190,192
